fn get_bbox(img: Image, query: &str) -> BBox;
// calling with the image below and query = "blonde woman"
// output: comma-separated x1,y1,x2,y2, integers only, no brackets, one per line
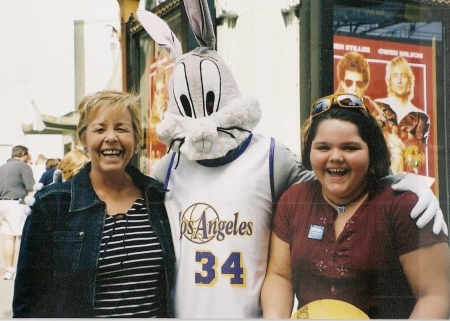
58,148,90,181
14,90,175,317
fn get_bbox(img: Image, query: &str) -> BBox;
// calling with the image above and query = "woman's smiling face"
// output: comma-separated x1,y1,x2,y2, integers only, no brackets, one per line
85,107,136,174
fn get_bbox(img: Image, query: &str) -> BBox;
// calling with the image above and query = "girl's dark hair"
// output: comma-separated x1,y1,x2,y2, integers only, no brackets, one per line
301,107,390,189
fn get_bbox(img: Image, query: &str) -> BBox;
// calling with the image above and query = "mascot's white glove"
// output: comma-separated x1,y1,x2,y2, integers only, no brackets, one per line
389,173,448,236
23,169,63,216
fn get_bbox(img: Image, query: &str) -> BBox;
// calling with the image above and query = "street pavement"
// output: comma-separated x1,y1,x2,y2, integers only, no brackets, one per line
0,220,16,319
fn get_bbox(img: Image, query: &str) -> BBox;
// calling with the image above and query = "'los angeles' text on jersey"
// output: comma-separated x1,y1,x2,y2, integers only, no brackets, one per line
180,203,253,242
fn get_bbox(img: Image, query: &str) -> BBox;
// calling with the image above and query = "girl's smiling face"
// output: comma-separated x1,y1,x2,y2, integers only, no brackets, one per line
310,118,370,204
85,107,136,174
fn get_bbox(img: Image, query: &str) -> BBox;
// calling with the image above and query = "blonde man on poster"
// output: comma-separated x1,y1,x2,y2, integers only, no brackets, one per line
375,56,430,146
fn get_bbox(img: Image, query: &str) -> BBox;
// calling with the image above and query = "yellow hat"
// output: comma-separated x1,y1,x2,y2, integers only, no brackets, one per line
291,299,369,319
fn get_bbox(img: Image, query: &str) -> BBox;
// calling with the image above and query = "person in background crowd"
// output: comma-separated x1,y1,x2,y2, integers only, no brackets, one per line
39,158,60,186
13,90,176,318
57,148,90,181
261,94,450,319
32,154,47,183
0,145,35,280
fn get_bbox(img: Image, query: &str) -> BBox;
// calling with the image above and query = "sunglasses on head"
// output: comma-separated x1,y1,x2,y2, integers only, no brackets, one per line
310,94,367,118
344,79,366,89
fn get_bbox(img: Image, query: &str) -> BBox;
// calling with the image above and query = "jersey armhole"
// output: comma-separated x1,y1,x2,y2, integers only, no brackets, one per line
270,137,275,209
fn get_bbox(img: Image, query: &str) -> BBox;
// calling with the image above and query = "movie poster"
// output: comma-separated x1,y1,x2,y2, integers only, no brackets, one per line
144,50,174,175
333,35,437,192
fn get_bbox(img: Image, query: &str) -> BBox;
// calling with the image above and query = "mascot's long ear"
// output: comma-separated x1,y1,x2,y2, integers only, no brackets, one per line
136,0,183,58
183,0,216,50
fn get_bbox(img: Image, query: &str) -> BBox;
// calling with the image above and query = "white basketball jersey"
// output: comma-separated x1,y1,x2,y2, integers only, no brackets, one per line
163,134,274,318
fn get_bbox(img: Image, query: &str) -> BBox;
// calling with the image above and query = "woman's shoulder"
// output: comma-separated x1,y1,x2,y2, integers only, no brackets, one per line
280,180,320,202
374,183,417,201
126,165,166,192
31,181,73,221
35,180,72,199
368,183,418,216
288,180,319,193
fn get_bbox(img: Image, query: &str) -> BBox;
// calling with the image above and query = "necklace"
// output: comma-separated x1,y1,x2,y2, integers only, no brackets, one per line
324,189,368,214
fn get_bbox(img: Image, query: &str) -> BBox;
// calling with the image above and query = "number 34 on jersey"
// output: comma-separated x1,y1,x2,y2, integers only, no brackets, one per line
195,251,246,287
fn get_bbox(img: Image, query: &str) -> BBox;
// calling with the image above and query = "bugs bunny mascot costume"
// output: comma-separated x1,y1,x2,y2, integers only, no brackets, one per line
137,1,309,317
24,0,446,318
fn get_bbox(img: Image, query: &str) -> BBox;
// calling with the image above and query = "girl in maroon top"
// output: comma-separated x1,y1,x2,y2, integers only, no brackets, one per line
261,94,450,319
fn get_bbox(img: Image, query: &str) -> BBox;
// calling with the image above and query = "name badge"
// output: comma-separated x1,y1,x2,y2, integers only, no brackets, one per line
308,224,324,240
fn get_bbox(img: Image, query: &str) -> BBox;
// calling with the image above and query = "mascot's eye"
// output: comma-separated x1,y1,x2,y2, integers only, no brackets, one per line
200,60,221,116
173,62,195,117
205,91,215,116
180,95,192,117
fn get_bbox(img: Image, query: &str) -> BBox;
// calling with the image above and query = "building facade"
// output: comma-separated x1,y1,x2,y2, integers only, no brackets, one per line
0,0,121,164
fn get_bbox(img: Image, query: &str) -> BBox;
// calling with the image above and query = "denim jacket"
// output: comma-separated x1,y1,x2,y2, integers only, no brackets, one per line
13,163,176,318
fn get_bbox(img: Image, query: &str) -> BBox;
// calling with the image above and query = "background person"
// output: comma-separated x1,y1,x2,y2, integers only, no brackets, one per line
261,94,450,319
57,148,90,181
0,145,35,280
38,158,60,186
13,90,176,318
32,154,47,183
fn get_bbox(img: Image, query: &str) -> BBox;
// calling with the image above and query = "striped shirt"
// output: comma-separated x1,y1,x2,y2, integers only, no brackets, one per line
94,198,165,318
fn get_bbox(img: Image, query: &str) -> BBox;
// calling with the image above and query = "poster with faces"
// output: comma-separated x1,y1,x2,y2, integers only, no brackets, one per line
333,35,437,192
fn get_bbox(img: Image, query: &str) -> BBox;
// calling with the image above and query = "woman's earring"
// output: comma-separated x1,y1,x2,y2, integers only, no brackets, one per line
83,148,88,155
134,150,139,154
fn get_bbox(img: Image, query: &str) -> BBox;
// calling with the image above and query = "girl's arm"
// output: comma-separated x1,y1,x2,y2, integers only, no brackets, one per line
261,233,294,318
400,242,450,319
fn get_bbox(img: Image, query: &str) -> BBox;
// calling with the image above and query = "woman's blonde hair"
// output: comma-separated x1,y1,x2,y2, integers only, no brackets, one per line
76,90,143,148
58,149,90,181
